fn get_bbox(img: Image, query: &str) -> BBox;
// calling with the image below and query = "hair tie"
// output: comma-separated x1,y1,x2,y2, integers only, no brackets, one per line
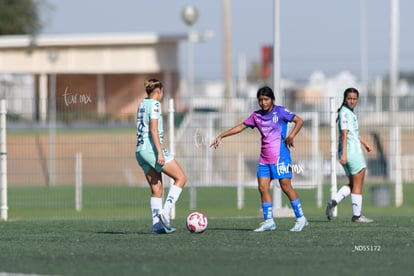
145,80,160,89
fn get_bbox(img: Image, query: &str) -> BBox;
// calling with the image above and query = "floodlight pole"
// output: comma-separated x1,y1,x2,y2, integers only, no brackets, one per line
273,0,282,105
360,0,368,108
181,5,199,210
389,0,402,207
223,0,233,112
181,5,199,113
272,0,283,210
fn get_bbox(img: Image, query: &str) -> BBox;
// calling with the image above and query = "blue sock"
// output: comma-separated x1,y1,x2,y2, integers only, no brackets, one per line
262,202,273,220
290,198,304,218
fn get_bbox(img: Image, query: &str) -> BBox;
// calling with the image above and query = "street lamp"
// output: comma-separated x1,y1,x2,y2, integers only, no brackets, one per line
181,5,199,26
181,5,199,211
181,5,199,111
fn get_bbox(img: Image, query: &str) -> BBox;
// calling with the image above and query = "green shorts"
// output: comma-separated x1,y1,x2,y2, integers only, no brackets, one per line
340,153,366,176
136,149,174,174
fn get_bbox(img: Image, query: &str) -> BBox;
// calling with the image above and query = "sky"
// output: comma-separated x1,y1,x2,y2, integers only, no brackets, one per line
40,0,414,82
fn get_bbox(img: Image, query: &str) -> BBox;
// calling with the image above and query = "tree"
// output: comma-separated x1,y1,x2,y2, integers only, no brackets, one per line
0,0,43,35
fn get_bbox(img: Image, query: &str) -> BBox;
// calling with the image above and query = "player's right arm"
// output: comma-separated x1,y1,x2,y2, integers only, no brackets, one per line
340,129,348,165
210,123,247,149
359,135,372,153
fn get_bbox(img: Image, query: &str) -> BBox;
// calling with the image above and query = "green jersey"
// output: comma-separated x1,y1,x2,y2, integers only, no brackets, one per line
338,105,362,157
136,98,164,152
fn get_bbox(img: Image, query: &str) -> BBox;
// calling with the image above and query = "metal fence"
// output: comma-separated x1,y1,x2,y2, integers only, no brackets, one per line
1,91,414,218
3,93,414,185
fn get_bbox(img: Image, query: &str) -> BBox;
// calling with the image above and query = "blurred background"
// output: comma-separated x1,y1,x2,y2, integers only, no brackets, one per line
0,0,412,219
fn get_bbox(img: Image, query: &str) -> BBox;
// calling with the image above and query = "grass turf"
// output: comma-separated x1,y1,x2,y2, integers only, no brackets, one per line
0,184,413,275
0,216,413,276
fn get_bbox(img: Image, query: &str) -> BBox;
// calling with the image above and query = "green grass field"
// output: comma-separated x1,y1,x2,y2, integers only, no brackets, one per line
0,184,413,276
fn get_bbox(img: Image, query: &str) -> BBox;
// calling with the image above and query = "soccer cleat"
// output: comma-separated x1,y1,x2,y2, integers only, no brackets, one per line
152,222,167,234
156,209,172,230
151,222,176,234
325,199,337,221
253,219,276,232
351,215,373,223
290,216,309,232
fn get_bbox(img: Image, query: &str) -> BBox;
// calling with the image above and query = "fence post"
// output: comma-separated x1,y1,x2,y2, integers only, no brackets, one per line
168,98,176,219
0,99,8,221
237,152,244,209
330,98,338,217
75,152,82,212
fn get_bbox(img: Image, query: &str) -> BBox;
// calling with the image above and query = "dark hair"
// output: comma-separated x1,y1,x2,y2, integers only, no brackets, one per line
144,79,163,94
336,87,359,121
256,86,275,101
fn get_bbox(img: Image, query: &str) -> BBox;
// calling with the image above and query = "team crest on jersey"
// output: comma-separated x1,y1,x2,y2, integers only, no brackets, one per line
273,115,279,123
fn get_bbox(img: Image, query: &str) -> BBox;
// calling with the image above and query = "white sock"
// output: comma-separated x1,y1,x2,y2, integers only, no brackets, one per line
333,185,351,204
151,197,163,225
163,185,182,216
351,193,362,217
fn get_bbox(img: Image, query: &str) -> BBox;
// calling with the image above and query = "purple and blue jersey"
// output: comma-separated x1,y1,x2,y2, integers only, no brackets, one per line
243,105,295,164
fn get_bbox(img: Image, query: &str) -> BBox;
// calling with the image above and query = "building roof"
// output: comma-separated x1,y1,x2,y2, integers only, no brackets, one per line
0,33,187,74
0,33,187,48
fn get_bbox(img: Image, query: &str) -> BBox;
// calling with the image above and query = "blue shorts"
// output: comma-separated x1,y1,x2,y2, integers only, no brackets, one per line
257,158,293,180
136,149,173,174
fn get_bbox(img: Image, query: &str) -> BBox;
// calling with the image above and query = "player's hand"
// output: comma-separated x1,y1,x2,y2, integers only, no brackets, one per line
364,144,372,153
157,153,165,166
210,137,222,149
285,137,294,148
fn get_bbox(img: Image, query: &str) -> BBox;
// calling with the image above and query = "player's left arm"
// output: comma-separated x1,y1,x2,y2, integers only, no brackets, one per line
359,135,373,153
285,115,303,148
150,118,165,165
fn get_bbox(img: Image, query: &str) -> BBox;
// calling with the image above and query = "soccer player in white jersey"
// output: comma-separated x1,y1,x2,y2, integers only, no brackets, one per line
211,86,308,232
135,79,187,234
326,87,373,223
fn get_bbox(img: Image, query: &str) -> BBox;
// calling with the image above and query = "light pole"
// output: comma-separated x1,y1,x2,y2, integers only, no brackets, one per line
181,5,199,211
181,5,199,112
389,0,402,207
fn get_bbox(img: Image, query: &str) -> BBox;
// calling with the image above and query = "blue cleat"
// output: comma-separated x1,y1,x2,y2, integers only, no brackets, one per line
151,222,176,234
156,210,172,231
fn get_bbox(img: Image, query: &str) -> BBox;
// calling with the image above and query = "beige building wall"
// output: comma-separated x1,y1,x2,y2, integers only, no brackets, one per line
0,33,185,121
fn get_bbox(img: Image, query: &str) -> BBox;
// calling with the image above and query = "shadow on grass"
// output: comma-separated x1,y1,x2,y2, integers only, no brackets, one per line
95,230,152,235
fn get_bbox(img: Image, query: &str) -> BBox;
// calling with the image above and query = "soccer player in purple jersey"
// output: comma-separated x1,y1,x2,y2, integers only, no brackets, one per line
211,86,308,232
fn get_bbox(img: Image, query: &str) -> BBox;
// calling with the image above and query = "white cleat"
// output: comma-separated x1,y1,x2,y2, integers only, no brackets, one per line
290,217,309,232
253,219,276,232
352,215,373,223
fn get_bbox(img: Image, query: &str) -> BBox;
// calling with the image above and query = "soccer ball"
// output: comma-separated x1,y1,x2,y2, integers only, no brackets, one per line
186,212,208,233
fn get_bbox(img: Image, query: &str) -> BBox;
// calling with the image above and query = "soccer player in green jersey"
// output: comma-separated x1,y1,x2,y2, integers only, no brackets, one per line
135,79,187,233
326,87,373,223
